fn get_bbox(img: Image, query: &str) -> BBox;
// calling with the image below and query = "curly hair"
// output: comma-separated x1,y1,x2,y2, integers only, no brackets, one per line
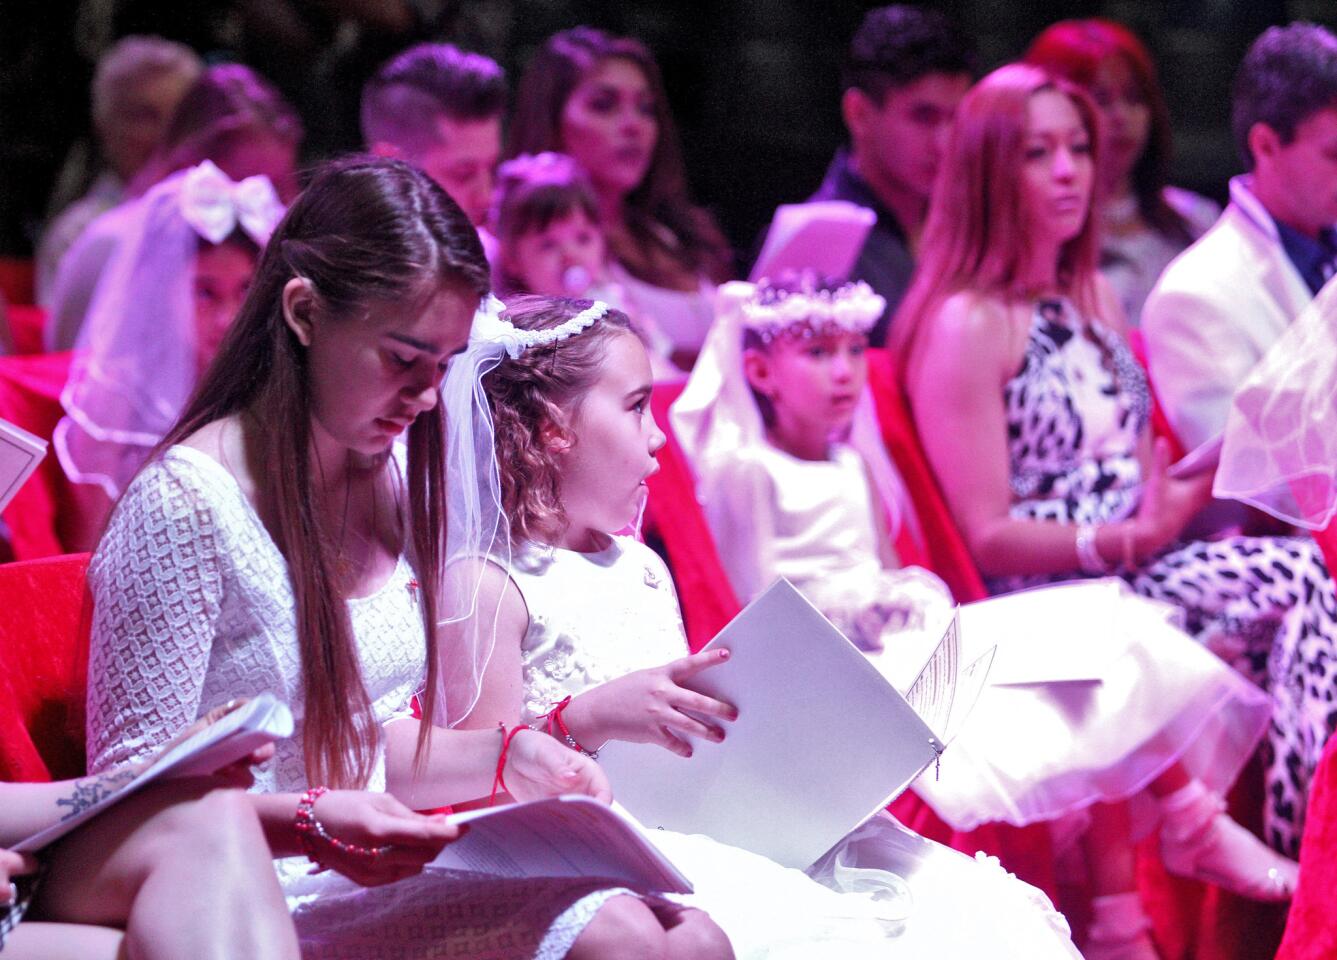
483,296,636,543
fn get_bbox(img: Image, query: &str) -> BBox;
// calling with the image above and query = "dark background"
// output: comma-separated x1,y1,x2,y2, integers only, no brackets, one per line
3,0,1334,260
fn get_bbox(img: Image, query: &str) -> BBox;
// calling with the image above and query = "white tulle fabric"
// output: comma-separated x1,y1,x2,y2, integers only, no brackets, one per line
1216,278,1337,529
83,445,630,960
671,281,922,564
53,162,282,498
505,535,1081,960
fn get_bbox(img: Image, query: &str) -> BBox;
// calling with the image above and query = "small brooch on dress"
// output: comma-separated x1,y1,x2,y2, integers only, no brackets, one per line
407,578,420,602
643,566,661,589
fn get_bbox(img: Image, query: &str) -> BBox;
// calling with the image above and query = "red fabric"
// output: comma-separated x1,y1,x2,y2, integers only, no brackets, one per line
1276,730,1337,960
865,349,989,603
0,553,92,784
0,351,75,559
644,380,744,651
0,258,34,306
6,304,48,355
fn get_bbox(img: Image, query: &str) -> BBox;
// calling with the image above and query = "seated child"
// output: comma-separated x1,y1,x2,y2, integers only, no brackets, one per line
444,294,1089,960
671,276,1299,960
490,152,682,378
54,160,281,548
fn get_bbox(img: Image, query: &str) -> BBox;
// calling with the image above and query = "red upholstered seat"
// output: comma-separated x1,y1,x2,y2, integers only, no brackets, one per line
0,351,76,559
6,304,49,355
1275,724,1337,960
0,553,92,784
0,258,35,307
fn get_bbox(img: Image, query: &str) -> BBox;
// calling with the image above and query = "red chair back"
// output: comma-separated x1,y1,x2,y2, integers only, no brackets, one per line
0,553,92,782
1275,731,1337,960
0,258,35,306
6,304,49,355
644,380,743,651
865,349,989,602
0,352,75,559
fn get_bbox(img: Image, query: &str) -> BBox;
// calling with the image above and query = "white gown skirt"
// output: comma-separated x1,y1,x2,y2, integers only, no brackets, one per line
646,813,1081,959
865,578,1272,837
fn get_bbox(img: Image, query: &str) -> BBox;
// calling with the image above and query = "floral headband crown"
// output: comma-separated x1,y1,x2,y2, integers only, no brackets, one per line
469,295,609,359
740,280,886,343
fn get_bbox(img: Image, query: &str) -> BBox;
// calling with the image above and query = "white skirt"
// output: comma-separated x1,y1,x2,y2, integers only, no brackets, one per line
866,578,1272,837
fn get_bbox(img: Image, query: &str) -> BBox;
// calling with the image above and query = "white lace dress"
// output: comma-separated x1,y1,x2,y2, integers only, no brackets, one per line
84,446,636,960
510,535,1084,960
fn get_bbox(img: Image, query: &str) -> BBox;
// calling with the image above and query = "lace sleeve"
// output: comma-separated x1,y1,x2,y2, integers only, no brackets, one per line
85,456,226,772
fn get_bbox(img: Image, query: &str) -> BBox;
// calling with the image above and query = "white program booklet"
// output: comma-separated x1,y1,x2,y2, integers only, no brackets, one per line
16,693,294,852
597,579,994,870
749,201,877,283
0,417,47,514
434,796,692,894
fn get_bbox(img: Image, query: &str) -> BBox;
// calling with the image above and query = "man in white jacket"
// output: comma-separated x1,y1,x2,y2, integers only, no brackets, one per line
1143,23,1337,453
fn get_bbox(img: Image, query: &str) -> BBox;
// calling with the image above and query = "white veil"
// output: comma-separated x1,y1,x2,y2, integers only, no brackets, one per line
434,295,611,725
53,161,282,497
435,294,512,727
1216,277,1337,529
671,280,922,565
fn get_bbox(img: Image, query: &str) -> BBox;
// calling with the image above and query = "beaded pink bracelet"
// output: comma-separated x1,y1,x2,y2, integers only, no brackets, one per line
294,786,393,867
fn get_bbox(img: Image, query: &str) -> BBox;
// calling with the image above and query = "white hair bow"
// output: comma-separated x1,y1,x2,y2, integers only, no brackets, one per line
179,159,284,246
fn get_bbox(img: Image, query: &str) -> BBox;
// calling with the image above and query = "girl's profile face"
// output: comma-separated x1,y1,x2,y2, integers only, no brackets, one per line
1088,55,1150,190
193,239,256,376
559,58,658,198
506,209,607,297
745,328,869,454
1019,88,1094,248
553,329,665,549
298,282,478,459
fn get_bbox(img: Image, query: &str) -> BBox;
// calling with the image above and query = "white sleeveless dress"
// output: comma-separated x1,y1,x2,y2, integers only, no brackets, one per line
84,446,642,960
508,534,1084,960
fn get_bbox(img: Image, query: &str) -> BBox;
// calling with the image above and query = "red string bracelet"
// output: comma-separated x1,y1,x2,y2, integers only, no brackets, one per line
543,696,598,758
490,723,528,806
294,786,393,868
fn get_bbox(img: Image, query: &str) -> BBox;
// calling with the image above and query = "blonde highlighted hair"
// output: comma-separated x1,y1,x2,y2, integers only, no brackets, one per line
890,63,1103,372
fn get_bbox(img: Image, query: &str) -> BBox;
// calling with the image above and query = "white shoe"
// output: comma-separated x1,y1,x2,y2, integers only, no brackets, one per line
1158,781,1298,902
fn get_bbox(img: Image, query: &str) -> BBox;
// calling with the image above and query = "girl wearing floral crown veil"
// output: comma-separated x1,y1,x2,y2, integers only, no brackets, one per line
443,293,1086,960
54,159,284,549
673,274,1299,960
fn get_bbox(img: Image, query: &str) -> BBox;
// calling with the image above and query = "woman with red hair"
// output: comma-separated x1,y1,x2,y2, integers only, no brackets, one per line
894,61,1337,958
1026,19,1220,324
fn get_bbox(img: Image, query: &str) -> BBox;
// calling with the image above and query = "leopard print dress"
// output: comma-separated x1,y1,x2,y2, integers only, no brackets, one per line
990,297,1337,857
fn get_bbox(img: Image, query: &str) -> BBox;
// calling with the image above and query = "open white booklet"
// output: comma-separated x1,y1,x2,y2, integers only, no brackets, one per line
0,417,47,514
16,693,294,852
434,796,692,895
749,201,877,283
597,579,994,870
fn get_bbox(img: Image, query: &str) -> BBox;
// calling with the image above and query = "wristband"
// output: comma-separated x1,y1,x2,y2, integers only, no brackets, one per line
1075,523,1110,575
542,696,599,758
294,786,392,868
490,723,528,806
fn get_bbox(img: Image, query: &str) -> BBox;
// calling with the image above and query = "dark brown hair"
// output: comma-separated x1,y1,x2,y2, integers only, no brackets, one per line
483,296,635,544
507,27,731,284
152,156,489,788
491,152,601,295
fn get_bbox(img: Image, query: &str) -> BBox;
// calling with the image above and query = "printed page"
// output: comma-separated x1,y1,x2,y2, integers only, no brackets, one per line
904,608,996,748
749,201,877,283
0,417,47,514
433,797,692,894
16,694,293,852
597,579,940,870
